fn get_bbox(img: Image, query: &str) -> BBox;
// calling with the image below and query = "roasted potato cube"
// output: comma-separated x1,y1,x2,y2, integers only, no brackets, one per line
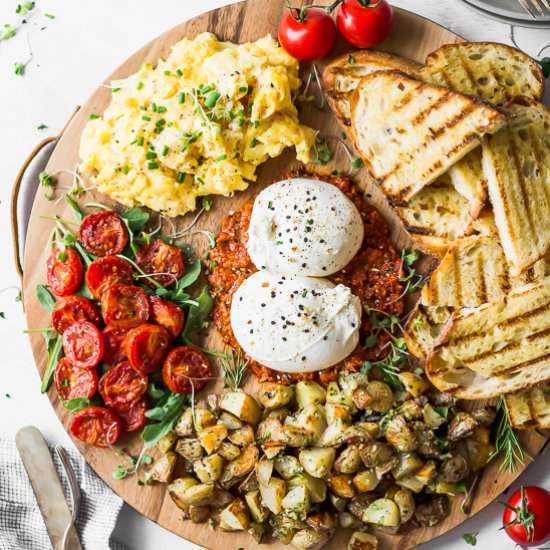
325,404,352,425
189,505,212,524
326,381,352,407
423,404,447,428
352,388,373,410
148,451,177,483
169,478,215,507
328,474,356,499
364,498,401,527
288,473,327,504
385,415,417,452
259,477,286,514
245,489,270,523
299,448,335,478
426,479,457,496
220,445,259,488
306,511,336,531
258,382,295,409
282,485,311,521
296,380,327,408
219,391,261,425
397,460,436,493
218,411,244,430
365,382,394,413
248,521,268,543
218,441,241,461
331,492,349,512
255,458,274,486
359,441,394,469
168,477,197,511
174,408,194,437
348,494,378,520
156,431,177,453
193,408,217,432
219,498,250,531
283,425,313,447
319,420,348,447
352,469,379,493
339,372,369,397
193,453,224,483
334,445,362,474
392,452,424,480
175,438,203,461
198,424,228,455
386,487,416,523
275,455,303,479
347,531,379,550
339,511,361,529
398,372,430,397
291,528,333,550
229,425,255,447
263,444,285,459
296,404,327,442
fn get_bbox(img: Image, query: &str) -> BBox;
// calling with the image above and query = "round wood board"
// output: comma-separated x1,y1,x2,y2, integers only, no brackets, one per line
22,1,550,548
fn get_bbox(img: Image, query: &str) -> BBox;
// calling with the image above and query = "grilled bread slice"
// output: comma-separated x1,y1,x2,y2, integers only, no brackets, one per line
421,42,545,106
504,387,550,430
350,71,506,201
482,103,550,275
323,50,422,127
390,174,473,255
426,278,550,399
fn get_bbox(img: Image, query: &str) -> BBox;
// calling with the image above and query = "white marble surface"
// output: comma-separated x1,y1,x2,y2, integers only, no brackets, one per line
1,1,549,548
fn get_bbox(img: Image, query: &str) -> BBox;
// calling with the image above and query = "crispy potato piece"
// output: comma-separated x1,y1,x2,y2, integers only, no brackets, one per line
220,445,259,488
198,424,228,455
245,489,270,523
364,498,401,527
259,477,287,514
296,381,327,408
148,451,177,483
193,453,224,483
219,498,250,531
299,448,335,478
220,391,262,425
258,382,295,409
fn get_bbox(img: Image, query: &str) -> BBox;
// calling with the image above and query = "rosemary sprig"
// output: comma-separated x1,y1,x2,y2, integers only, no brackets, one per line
221,348,249,391
490,396,531,472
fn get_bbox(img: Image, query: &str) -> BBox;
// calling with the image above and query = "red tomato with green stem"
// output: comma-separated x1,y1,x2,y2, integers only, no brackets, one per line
70,406,121,447
62,321,104,369
336,0,393,49
502,486,550,547
47,247,83,296
278,7,337,61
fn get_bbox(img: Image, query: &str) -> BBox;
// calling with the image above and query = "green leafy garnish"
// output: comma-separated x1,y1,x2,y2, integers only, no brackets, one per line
40,334,63,393
142,392,187,448
62,398,91,412
0,25,17,41
314,137,334,165
182,285,213,338
462,533,477,546
39,171,56,200
350,158,363,170
16,2,35,15
221,348,249,391
36,284,55,312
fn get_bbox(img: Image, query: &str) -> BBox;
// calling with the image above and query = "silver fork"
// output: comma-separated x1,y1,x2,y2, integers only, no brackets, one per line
55,446,81,550
518,0,550,17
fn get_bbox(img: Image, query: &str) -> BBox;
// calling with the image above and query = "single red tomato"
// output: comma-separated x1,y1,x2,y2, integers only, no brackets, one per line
70,406,121,447
86,256,134,299
47,247,84,296
62,321,104,369
136,239,184,287
79,210,128,257
336,0,393,49
149,296,185,338
162,346,212,394
114,397,149,432
503,486,550,547
101,284,150,329
98,361,148,410
278,7,337,61
102,326,129,365
124,323,172,376
53,357,98,401
52,295,101,334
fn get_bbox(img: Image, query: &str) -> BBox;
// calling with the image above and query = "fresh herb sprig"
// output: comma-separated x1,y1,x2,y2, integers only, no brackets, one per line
221,348,249,391
490,396,531,472
399,249,427,294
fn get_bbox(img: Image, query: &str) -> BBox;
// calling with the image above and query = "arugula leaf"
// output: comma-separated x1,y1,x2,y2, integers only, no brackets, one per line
121,207,150,233
65,195,84,221
0,25,16,41
40,334,63,393
142,392,187,448
62,397,91,412
176,259,201,290
182,285,212,337
462,533,477,546
36,284,55,312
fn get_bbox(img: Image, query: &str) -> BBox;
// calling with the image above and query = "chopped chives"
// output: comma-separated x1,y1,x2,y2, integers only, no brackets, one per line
254,120,260,128
146,151,157,160
142,115,151,121
151,103,157,112
238,118,245,127
136,136,144,146
177,172,185,183
178,92,186,104
112,87,121,93
217,154,227,161
137,82,144,90
163,70,171,76
204,92,221,109
251,138,258,148
148,162,159,170
157,106,167,114
123,166,130,175
139,105,147,111
89,114,99,120
176,69,183,77
162,145,169,156
44,13,55,18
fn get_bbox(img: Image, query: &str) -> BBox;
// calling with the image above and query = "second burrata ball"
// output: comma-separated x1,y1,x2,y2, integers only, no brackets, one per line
246,178,364,276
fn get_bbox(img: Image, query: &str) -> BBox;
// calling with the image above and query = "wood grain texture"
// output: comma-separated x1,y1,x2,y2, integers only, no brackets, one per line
21,1,549,548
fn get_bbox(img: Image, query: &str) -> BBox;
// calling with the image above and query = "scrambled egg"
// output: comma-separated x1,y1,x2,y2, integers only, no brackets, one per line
79,33,316,217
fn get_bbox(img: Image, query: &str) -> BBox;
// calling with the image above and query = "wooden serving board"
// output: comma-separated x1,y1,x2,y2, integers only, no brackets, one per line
22,1,550,548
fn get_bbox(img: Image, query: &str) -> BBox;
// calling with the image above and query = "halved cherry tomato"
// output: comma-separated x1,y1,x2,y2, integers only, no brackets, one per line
162,346,211,394
114,397,149,432
62,321,104,369
86,256,134,299
101,284,150,329
136,239,184,287
124,324,172,376
53,357,98,401
98,361,148,410
47,247,84,296
79,211,128,257
336,0,393,49
102,326,129,365
149,296,185,338
278,7,337,61
51,295,101,334
70,406,121,447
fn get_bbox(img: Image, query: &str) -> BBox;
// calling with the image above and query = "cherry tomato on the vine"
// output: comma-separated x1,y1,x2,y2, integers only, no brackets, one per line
502,486,550,547
278,7,337,61
70,406,121,447
336,0,393,49
47,247,83,297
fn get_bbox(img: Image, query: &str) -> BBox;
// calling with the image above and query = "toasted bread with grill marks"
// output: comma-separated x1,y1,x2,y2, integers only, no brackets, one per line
426,278,550,399
390,174,473,256
482,103,550,276
448,147,487,218
504,387,550,429
322,50,422,127
421,42,545,107
350,71,506,201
